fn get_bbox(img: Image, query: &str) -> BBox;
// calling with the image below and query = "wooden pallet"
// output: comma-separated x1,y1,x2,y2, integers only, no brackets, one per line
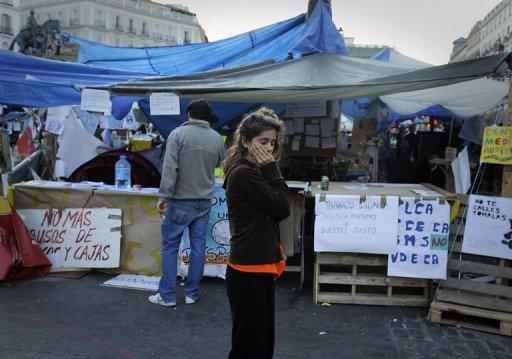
314,252,431,307
429,195,512,335
429,301,512,336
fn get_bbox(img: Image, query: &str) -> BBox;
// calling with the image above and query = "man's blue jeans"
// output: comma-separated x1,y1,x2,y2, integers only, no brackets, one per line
158,199,212,302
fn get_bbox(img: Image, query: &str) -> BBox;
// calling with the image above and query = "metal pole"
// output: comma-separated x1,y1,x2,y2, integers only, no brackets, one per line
307,0,331,18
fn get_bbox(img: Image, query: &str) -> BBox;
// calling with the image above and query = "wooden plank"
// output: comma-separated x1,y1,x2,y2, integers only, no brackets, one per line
317,253,387,266
318,273,429,287
440,277,512,298
351,264,357,296
431,300,512,324
450,241,463,253
437,289,512,313
313,260,319,304
317,292,428,307
447,259,512,279
421,183,459,201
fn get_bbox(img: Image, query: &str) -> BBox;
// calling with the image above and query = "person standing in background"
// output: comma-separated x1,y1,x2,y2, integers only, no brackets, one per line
149,99,225,307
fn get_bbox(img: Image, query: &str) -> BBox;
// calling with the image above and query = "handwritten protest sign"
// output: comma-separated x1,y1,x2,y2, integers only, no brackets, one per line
480,126,512,165
462,195,512,260
18,208,122,268
314,195,399,254
388,198,450,279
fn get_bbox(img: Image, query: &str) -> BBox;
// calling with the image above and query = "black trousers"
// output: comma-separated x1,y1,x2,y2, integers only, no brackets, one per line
226,266,275,359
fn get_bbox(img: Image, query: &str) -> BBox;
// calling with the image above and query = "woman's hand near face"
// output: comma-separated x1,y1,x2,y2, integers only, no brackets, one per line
249,144,275,168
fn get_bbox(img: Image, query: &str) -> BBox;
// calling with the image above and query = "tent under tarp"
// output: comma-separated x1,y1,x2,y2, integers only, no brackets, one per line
381,77,509,118
0,49,147,113
97,52,511,103
67,0,347,75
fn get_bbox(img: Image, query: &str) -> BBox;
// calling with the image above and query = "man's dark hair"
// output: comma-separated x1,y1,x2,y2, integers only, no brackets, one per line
187,99,213,122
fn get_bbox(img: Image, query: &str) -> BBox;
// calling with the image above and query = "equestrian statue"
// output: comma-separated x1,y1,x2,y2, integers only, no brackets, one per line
9,9,60,56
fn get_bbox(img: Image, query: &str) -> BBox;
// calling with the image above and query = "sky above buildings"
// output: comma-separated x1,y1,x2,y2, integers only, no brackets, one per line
159,0,502,65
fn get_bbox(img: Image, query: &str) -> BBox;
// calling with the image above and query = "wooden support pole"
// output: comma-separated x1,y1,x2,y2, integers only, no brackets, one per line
307,0,331,18
502,83,512,197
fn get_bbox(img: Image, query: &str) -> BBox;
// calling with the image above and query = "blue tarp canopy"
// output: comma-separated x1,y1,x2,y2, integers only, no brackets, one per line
0,1,347,136
67,0,347,75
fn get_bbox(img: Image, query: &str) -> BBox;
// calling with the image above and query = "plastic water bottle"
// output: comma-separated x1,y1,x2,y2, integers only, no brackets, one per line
115,155,131,189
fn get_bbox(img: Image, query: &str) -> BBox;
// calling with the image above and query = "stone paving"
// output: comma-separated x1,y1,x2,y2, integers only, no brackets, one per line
1,273,511,359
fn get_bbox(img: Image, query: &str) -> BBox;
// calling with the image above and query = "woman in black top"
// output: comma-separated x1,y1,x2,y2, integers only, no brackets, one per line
222,108,290,359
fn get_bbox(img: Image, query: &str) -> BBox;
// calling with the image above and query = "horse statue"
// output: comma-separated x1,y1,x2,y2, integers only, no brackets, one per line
9,19,60,56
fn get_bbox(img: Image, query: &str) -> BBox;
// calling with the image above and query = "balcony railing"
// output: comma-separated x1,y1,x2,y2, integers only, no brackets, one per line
69,18,80,25
141,29,149,37
115,24,124,32
128,27,136,34
152,32,163,40
0,26,13,35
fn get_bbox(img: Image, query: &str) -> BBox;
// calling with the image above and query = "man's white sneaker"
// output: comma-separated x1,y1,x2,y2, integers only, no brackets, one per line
185,296,196,304
148,293,176,307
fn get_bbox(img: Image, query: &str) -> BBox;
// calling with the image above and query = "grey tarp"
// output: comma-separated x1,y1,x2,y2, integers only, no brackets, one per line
95,52,511,103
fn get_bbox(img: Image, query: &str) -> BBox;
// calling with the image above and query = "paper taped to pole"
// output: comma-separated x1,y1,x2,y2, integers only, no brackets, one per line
314,194,399,254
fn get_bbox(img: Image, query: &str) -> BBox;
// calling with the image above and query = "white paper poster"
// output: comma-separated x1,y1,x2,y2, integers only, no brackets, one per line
462,195,512,260
284,120,294,135
285,101,327,117
321,118,336,137
452,147,471,194
388,198,450,279
19,208,122,268
149,92,180,115
314,195,399,254
305,124,320,136
293,118,304,133
80,89,112,115
45,106,71,135
322,137,336,149
305,136,320,148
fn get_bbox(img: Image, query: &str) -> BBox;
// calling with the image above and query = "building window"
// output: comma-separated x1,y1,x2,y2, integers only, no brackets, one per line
58,11,63,20
128,18,134,33
142,22,147,35
1,13,12,30
184,30,190,44
115,16,121,30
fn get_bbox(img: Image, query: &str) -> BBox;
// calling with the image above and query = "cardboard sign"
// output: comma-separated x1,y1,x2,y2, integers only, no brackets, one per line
80,89,112,115
480,126,512,165
388,198,450,279
314,195,399,254
102,274,160,291
462,195,512,260
18,208,122,268
149,92,180,115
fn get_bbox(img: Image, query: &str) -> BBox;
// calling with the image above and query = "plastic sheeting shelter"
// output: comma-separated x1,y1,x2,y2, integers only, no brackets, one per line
97,52,511,104
343,47,509,120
